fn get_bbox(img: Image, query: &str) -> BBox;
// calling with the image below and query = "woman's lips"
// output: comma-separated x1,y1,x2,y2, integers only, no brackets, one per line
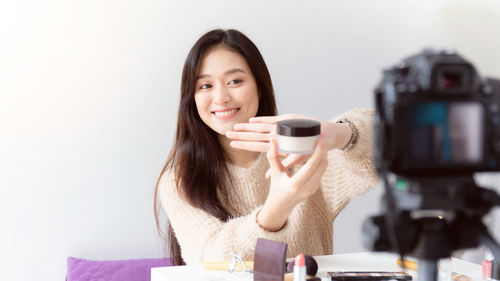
212,108,240,120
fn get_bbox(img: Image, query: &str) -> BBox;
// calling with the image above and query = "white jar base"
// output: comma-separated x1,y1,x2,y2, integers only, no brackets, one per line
276,135,320,155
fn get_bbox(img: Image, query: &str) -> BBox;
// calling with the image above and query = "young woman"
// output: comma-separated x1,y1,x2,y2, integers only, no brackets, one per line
154,29,378,265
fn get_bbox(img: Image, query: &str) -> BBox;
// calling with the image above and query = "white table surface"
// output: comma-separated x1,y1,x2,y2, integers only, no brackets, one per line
151,252,482,281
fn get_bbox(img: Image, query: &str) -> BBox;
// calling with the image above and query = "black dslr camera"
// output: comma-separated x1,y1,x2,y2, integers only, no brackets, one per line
364,49,500,281
375,49,500,176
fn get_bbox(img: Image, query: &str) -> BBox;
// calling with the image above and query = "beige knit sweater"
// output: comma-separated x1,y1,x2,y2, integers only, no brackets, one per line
158,108,379,264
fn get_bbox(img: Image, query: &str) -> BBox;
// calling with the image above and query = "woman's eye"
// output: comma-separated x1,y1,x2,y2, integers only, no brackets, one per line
199,84,212,90
228,79,242,85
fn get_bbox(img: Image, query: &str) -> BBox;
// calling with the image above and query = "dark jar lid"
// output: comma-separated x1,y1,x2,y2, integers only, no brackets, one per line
277,119,321,137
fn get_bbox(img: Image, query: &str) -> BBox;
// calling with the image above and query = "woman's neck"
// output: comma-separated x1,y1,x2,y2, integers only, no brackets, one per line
218,134,260,168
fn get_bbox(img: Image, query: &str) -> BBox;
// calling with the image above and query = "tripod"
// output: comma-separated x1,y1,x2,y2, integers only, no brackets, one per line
363,175,500,281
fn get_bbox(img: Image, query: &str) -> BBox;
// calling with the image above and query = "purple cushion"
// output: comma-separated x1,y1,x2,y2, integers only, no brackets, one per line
66,256,173,281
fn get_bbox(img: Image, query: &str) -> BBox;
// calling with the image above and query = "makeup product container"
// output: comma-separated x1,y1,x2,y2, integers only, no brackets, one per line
277,119,321,154
484,249,494,279
293,253,306,281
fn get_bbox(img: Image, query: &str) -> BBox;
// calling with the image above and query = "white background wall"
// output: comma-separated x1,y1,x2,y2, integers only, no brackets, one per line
1,0,500,280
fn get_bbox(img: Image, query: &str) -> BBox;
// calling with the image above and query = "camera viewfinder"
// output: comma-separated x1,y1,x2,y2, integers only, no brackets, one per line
440,72,463,89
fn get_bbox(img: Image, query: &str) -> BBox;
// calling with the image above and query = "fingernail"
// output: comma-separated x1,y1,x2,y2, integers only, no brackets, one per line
234,124,241,130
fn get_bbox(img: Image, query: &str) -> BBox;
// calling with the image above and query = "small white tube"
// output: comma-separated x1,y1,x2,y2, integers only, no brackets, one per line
293,256,306,281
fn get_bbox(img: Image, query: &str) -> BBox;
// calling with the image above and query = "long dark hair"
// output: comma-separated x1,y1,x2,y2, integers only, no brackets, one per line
154,29,277,265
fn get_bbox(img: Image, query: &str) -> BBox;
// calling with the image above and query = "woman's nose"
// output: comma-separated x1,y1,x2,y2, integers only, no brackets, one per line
213,86,231,105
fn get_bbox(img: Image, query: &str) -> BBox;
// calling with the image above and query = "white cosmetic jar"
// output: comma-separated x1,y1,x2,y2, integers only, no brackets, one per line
276,119,321,154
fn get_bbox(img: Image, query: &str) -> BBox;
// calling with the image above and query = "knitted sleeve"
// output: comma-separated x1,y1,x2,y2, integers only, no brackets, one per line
320,108,380,217
158,170,310,264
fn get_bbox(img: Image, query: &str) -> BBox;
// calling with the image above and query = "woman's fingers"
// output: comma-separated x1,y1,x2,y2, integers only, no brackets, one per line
226,131,272,142
264,148,313,179
292,137,328,185
249,116,280,124
265,169,271,179
233,122,275,133
265,154,309,178
227,122,276,152
265,138,326,180
281,154,310,170
230,141,269,152
300,154,328,190
266,139,286,176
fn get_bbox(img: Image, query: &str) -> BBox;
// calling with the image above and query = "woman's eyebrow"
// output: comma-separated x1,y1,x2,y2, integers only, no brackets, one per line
196,68,246,80
224,68,245,75
196,74,210,80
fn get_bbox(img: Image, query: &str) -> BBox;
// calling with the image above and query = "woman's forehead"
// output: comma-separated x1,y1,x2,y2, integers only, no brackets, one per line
198,46,250,76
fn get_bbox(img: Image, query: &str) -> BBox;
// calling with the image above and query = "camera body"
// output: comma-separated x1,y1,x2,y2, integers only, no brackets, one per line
375,49,500,176
364,50,500,280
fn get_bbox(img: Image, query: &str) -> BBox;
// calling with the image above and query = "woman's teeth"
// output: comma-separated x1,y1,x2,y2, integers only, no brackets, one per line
214,108,238,117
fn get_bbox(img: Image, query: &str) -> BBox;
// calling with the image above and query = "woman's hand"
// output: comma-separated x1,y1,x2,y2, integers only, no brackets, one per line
256,136,328,231
226,114,313,152
226,113,352,175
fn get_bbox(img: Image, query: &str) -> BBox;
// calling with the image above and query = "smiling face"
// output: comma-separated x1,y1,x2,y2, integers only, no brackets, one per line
194,45,259,136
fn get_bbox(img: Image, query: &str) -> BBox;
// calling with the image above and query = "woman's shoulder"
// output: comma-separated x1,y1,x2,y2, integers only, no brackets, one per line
158,166,176,182
157,167,181,197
